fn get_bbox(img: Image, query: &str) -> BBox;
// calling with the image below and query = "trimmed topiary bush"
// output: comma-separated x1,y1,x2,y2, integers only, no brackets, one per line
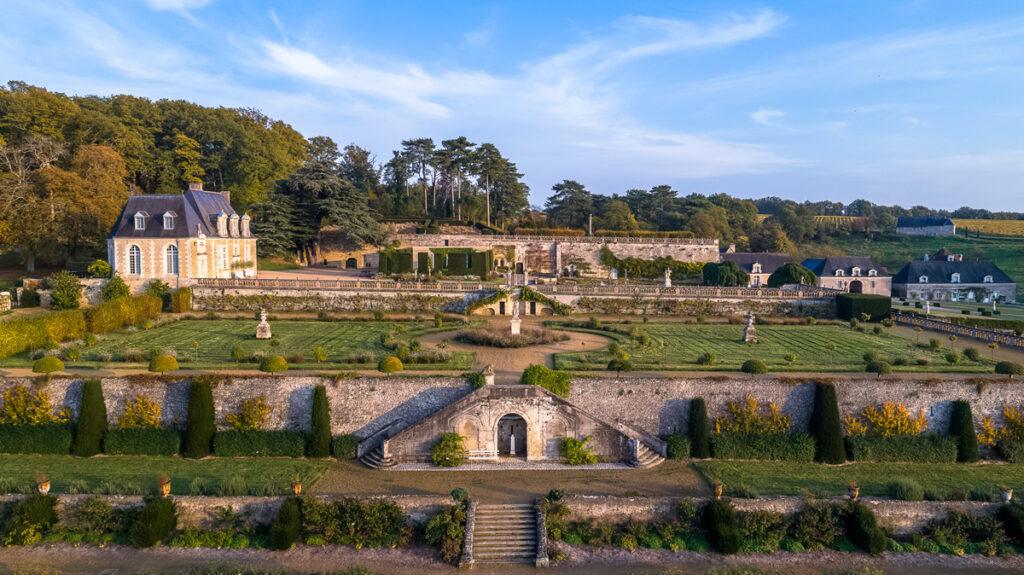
332,434,359,459
519,364,572,397
214,430,305,457
846,434,956,463
431,432,467,467
129,496,178,548
271,497,302,550
260,355,288,373
32,356,64,375
996,361,1024,378
0,423,73,454
949,400,980,463
809,383,845,464
845,502,887,555
308,385,331,458
148,354,178,373
836,293,891,322
706,499,741,554
378,356,403,373
661,432,691,459
689,397,711,458
865,360,892,375
740,359,768,374
183,378,215,459
72,379,107,457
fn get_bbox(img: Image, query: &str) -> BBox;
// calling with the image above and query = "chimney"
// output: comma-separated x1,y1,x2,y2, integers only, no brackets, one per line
188,182,203,192
923,253,929,261
219,191,231,205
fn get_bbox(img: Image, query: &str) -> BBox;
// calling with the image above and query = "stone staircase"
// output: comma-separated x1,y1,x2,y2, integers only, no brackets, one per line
470,503,539,565
629,442,665,469
359,446,396,469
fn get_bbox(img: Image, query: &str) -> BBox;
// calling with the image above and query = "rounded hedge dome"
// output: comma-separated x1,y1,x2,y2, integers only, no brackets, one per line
378,356,404,373
149,355,179,373
32,356,65,374
260,354,289,373
740,359,768,374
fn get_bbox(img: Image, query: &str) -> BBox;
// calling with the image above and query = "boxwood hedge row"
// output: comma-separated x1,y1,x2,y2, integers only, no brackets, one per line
103,428,181,456
213,430,306,458
0,423,73,454
710,432,815,462
845,434,957,463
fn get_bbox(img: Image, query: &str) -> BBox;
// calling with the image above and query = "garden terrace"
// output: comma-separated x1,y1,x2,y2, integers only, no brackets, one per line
552,322,1001,372
0,319,475,371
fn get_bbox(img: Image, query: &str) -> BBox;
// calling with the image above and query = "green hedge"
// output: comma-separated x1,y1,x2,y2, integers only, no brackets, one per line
710,432,815,461
846,434,956,463
836,293,891,321
333,434,359,460
809,383,845,464
213,430,305,457
999,438,1024,463
379,249,414,275
520,364,571,397
84,295,162,335
0,423,73,454
103,428,181,456
72,379,107,457
689,398,711,458
660,432,691,459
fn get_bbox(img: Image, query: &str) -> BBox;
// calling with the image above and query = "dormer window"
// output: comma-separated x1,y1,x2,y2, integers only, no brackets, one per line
216,212,228,237
752,263,762,274
240,214,251,237
163,211,176,230
947,255,955,262
134,211,148,231
835,269,844,277
868,269,877,277
919,276,929,284
951,273,961,283
984,275,994,283
852,267,861,276
229,214,240,237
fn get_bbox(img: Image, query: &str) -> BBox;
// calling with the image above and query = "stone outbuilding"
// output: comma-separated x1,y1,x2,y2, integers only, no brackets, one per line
360,385,665,469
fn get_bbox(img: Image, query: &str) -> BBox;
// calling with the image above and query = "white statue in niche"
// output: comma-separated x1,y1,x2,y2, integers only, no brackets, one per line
510,295,522,335
664,268,672,288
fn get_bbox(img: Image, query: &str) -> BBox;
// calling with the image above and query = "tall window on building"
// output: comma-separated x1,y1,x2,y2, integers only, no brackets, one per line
134,212,147,230
165,245,179,275
129,245,141,275
244,243,251,263
163,212,176,230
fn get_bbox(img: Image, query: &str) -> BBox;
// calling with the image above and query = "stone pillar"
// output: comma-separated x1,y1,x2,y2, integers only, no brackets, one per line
0,292,10,313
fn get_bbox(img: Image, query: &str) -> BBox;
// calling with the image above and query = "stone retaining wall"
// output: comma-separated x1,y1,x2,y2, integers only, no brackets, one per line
0,494,450,527
569,375,1024,437
564,494,1001,535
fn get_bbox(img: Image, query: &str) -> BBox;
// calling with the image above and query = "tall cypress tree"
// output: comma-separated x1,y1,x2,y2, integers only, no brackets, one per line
689,397,711,458
809,383,846,464
72,379,107,457
183,378,215,459
308,385,331,458
949,400,980,463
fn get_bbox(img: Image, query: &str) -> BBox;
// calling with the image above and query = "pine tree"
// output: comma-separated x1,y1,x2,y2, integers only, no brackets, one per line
689,397,710,458
183,378,215,458
308,385,331,458
72,379,107,457
949,400,980,463
809,383,846,464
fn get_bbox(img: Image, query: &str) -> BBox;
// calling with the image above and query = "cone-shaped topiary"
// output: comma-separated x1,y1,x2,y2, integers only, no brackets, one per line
129,497,177,548
148,355,178,373
308,385,331,458
183,378,215,459
271,497,302,550
706,499,741,554
949,400,980,463
378,356,404,373
688,397,711,458
32,356,64,374
809,383,845,464
260,355,288,373
72,379,107,457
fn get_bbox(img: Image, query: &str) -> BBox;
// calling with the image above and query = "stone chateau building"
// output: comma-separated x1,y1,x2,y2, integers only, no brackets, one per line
108,183,256,286
892,250,1015,303
801,256,892,296
721,252,792,287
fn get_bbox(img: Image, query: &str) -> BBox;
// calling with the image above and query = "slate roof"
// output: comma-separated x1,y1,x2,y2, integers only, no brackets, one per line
801,256,888,277
722,253,792,275
897,216,954,228
892,261,1014,285
109,188,246,239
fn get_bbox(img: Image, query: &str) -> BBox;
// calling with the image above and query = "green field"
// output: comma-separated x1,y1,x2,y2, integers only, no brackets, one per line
0,454,327,496
696,460,1024,499
0,319,475,371
821,233,1024,302
552,323,995,372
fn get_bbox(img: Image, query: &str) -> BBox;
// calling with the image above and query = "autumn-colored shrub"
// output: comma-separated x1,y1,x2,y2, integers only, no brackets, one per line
224,395,272,431
0,385,67,425
118,395,162,428
378,356,403,373
842,402,928,437
148,355,178,372
713,395,791,434
32,356,64,374
260,355,288,373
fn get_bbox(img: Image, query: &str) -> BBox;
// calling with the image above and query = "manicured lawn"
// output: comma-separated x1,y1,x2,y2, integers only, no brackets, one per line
696,460,1024,498
257,259,303,271
0,454,327,496
0,319,475,371
552,323,994,372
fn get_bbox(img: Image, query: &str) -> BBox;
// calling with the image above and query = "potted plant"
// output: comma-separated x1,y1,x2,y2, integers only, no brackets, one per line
158,473,171,497
35,472,50,495
712,480,724,500
848,481,860,502
291,476,302,496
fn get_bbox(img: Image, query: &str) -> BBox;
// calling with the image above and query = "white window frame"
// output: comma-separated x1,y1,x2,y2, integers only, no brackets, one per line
852,267,861,276
919,275,928,284
134,213,146,231
129,245,142,275
951,273,960,283
165,244,179,275
868,269,877,277
752,263,762,274
244,243,251,263
835,269,844,277
163,212,176,230
984,275,994,283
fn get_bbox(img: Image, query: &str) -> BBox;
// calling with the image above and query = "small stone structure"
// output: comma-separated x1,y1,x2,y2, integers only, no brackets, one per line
482,364,495,386
255,309,272,339
509,299,522,335
0,292,10,313
369,385,664,466
742,312,757,343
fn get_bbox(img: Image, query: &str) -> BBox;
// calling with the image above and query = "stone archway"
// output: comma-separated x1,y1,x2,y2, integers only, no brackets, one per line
345,257,358,269
497,414,527,458
849,280,863,293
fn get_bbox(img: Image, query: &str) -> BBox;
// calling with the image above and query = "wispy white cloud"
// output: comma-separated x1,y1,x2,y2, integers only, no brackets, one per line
751,108,785,127
463,21,496,48
144,0,214,11
904,116,927,126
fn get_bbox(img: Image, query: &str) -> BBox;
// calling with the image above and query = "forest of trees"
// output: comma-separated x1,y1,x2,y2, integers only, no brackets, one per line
1,82,1021,270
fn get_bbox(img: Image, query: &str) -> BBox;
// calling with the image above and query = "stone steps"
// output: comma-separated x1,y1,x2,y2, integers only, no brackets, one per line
630,443,666,469
359,446,396,469
470,503,539,565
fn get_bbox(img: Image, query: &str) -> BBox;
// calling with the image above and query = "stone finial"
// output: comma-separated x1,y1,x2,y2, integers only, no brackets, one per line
482,364,495,386
256,309,272,340
742,312,757,343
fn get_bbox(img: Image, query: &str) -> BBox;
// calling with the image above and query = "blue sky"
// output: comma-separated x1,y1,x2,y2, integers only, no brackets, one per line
3,0,1024,211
